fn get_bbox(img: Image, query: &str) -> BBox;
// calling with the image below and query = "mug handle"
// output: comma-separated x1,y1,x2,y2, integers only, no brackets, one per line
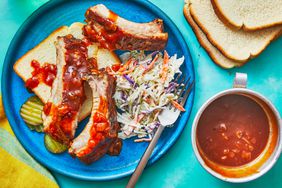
233,73,247,88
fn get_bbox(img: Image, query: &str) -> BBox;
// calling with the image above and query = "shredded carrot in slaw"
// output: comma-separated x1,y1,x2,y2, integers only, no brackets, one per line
171,100,186,112
119,66,136,75
118,58,133,72
161,50,169,83
114,51,185,141
142,54,159,75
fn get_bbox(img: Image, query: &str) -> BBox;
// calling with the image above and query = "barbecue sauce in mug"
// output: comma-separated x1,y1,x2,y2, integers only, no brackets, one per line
196,94,279,177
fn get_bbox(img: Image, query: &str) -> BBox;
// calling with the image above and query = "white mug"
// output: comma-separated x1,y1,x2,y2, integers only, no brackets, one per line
191,73,282,183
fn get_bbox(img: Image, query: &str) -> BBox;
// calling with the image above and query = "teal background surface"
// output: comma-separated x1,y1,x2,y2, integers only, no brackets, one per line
1,0,281,187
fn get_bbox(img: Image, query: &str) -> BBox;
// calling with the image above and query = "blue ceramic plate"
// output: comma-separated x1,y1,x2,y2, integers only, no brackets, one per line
2,0,195,180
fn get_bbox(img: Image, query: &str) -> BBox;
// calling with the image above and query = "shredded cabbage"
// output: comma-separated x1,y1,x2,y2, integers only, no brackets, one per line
113,51,184,141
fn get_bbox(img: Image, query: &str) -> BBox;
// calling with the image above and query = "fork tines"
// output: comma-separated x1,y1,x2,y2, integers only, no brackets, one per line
174,74,194,106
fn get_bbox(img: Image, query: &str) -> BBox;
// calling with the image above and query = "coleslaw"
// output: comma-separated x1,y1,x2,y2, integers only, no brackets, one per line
109,51,185,141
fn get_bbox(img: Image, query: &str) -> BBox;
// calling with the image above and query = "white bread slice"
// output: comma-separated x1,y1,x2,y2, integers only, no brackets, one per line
212,0,282,31
14,26,68,103
13,22,121,121
183,4,243,69
186,0,282,62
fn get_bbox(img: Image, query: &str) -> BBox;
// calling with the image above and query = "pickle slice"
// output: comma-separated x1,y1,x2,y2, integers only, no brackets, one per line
44,134,68,154
26,123,44,133
21,96,67,153
20,96,44,132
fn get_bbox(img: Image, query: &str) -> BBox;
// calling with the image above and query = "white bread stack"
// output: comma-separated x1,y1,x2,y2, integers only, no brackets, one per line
183,0,282,68
13,22,120,121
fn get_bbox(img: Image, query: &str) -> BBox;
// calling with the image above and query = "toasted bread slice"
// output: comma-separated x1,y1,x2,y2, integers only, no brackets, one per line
211,0,282,31
186,0,282,62
13,22,120,121
183,4,243,69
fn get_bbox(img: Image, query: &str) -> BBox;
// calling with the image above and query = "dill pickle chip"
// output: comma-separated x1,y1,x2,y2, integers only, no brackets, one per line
29,96,44,104
20,96,43,126
26,123,44,133
20,96,44,132
44,134,68,154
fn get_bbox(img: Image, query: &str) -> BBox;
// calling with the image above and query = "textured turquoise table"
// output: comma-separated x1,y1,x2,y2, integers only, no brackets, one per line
1,0,282,187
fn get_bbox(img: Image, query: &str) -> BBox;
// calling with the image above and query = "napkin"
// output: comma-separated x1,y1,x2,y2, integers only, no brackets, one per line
0,96,59,188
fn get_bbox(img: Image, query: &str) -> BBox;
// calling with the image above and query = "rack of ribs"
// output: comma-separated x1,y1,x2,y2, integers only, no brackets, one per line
42,35,96,145
83,4,168,51
69,71,122,164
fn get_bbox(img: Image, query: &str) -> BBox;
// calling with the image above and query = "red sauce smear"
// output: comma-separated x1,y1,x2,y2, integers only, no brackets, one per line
77,96,111,157
43,102,52,116
197,94,270,167
25,60,57,90
111,64,121,72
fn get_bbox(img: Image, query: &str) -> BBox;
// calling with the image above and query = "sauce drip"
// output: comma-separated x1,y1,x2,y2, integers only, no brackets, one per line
25,60,57,90
197,94,269,167
43,102,52,116
111,64,121,72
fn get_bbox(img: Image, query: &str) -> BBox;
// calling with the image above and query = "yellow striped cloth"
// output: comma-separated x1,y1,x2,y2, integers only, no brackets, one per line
0,96,59,188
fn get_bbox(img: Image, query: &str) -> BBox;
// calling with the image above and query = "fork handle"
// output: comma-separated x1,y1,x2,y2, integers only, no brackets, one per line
126,125,165,188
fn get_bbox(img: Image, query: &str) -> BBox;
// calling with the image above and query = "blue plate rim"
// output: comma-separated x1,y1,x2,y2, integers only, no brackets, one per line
2,0,195,181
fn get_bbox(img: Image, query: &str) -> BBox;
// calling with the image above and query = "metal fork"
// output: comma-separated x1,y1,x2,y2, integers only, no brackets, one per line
126,74,194,188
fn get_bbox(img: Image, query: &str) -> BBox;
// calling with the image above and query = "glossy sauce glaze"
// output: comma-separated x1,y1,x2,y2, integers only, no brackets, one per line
44,35,97,143
25,60,57,90
197,95,270,167
73,72,122,162
83,9,124,50
77,96,110,157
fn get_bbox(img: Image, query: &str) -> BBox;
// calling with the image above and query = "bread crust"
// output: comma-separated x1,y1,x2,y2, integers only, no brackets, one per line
210,0,241,31
13,26,68,78
107,50,120,64
212,0,282,31
97,47,121,66
183,4,244,69
188,2,282,62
